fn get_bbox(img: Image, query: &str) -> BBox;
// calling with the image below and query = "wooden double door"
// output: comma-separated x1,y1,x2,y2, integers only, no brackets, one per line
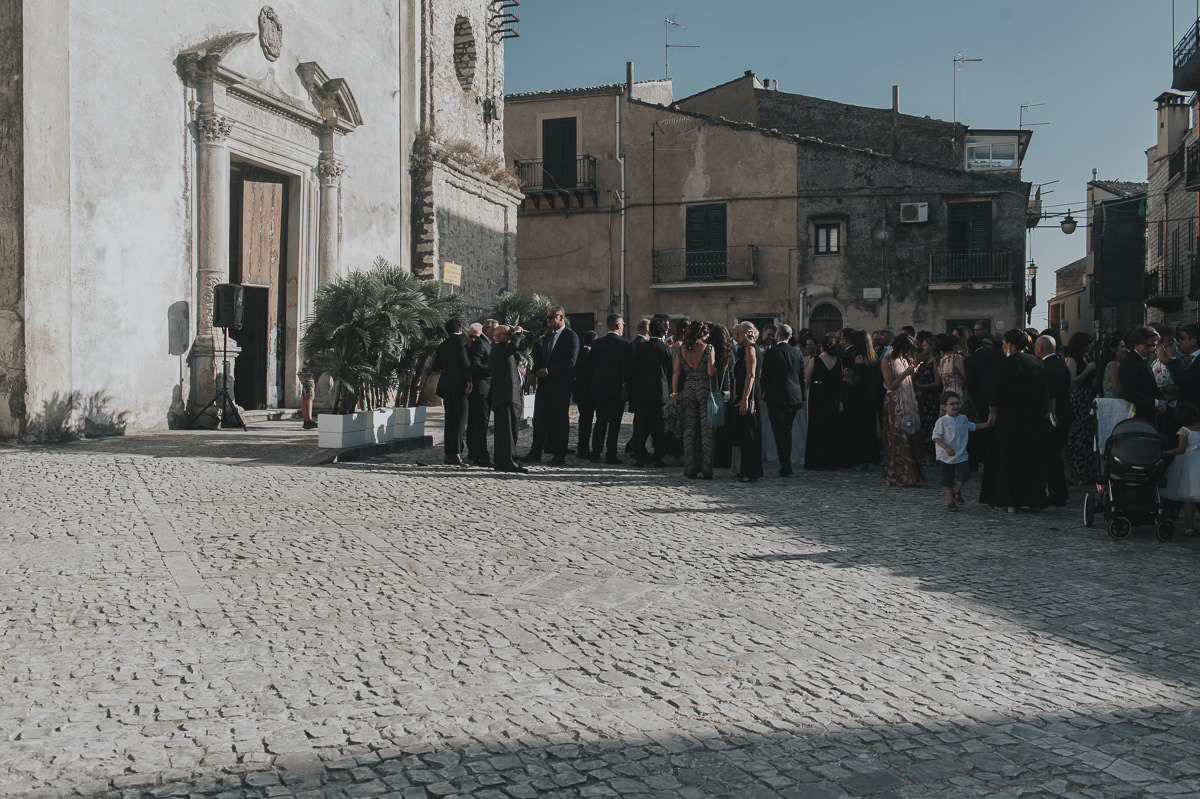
229,165,289,410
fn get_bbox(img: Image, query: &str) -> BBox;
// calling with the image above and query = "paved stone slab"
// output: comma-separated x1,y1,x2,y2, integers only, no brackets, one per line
2,431,1200,798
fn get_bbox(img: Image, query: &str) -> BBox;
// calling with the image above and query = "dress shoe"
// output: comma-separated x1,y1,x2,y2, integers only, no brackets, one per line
495,464,528,473
548,456,567,466
605,456,622,465
779,468,793,477
517,453,542,463
444,456,463,466
652,458,667,468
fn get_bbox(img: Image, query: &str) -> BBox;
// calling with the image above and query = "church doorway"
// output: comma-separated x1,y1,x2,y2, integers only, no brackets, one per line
808,303,843,341
229,164,290,410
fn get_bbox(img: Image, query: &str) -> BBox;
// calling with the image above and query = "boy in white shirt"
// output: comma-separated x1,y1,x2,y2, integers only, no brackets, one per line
932,391,992,512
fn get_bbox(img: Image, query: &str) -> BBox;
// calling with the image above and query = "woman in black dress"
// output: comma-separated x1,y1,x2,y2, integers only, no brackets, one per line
730,322,763,482
840,328,880,469
979,329,1050,512
805,333,843,469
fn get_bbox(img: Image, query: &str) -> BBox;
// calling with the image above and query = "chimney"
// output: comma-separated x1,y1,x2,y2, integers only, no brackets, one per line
626,61,634,95
892,85,899,113
1156,91,1189,159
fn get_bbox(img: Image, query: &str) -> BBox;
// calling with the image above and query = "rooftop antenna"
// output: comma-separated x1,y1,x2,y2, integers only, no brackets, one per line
952,51,982,123
1020,102,1049,129
665,17,698,79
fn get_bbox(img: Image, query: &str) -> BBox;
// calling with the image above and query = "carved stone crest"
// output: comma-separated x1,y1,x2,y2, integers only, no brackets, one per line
258,6,282,62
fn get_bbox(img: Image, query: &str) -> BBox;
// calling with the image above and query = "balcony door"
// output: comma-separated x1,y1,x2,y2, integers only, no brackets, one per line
685,204,728,280
947,201,993,280
542,117,577,190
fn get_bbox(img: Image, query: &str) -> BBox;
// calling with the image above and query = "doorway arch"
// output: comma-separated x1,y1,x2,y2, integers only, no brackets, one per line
809,303,843,340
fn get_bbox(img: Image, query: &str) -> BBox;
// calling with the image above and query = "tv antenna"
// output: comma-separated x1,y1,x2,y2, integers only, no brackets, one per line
1020,102,1049,129
665,17,699,79
952,51,982,123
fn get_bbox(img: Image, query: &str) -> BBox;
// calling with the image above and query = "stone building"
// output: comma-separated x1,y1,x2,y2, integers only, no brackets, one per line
0,0,520,439
506,67,1032,340
1145,91,1199,331
1047,180,1147,340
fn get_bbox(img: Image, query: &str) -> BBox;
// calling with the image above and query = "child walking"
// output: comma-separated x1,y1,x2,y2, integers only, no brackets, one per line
932,391,992,512
1163,400,1200,535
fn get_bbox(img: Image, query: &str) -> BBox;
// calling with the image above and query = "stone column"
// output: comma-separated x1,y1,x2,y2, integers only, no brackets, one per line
190,111,237,427
317,153,345,284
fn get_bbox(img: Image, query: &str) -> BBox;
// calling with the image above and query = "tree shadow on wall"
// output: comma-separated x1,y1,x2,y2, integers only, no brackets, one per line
27,391,130,441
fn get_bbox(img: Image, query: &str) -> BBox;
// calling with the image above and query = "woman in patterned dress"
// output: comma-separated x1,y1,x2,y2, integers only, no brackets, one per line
937,333,969,415
1064,333,1097,484
672,320,715,479
881,334,923,486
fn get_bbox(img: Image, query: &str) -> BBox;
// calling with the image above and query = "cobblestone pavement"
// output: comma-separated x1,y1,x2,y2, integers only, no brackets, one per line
4,430,1200,799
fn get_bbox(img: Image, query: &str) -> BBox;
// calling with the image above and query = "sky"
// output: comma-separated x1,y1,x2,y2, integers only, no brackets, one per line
503,0,1182,329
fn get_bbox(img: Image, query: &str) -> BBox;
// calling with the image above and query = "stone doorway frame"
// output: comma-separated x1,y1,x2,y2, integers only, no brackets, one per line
176,34,361,423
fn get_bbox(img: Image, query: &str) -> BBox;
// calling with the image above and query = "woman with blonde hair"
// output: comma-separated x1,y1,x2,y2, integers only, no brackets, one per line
730,321,763,482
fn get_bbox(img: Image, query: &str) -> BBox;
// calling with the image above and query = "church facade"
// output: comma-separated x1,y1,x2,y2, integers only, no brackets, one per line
0,1,520,439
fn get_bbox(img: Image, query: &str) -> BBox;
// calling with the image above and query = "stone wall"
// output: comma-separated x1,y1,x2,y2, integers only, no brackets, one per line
411,0,519,312
0,0,23,437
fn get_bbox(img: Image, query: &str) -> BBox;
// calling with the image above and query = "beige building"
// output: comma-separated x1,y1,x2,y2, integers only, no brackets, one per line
506,67,1032,339
0,1,520,439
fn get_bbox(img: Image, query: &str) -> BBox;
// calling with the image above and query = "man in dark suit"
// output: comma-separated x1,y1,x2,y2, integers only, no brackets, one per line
589,314,630,464
432,318,471,465
1168,323,1200,407
574,330,597,459
1119,325,1167,423
1036,335,1072,506
523,306,580,466
488,325,527,473
465,320,495,466
629,316,673,467
964,335,1002,470
761,324,806,477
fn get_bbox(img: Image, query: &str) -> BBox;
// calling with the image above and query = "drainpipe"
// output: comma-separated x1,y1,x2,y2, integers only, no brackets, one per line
619,62,632,320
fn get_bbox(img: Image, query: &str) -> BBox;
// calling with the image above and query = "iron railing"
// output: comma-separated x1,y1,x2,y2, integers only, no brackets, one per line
1146,266,1185,304
1176,18,1200,71
514,154,597,193
929,250,1013,283
653,246,758,284
1171,142,1188,180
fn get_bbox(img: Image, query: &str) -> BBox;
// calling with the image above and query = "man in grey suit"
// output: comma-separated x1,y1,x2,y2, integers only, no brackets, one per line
761,324,806,477
488,325,527,473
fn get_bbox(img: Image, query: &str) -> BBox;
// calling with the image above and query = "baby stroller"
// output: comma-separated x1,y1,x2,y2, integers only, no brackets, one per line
1083,415,1174,540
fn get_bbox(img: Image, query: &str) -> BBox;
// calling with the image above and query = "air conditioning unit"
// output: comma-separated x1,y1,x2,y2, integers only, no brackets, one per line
900,202,929,223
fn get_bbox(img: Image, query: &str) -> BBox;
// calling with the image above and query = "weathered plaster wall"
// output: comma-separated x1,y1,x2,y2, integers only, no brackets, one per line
9,1,414,436
22,0,73,439
0,0,24,437
794,143,1027,332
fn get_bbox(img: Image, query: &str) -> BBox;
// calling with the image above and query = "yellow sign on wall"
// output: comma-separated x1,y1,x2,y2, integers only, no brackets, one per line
442,261,462,286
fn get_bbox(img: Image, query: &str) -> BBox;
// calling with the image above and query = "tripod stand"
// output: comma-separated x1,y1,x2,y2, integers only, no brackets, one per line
188,328,247,431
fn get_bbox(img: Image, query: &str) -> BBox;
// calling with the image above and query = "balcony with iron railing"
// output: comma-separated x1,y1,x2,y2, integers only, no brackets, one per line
1145,266,1186,309
513,154,598,209
1175,17,1200,91
929,250,1013,284
652,246,758,286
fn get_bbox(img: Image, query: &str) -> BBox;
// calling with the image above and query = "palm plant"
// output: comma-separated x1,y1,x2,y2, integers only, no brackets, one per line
301,259,440,414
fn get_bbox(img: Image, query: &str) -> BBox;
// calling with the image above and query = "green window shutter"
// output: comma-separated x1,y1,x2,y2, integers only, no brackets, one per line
948,202,992,253
685,204,727,279
541,117,577,190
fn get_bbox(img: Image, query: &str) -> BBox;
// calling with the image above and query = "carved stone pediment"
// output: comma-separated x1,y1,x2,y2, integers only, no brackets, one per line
297,62,363,131
177,32,257,80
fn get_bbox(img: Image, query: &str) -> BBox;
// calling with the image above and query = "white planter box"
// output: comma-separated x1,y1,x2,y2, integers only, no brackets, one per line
393,406,427,440
318,408,396,449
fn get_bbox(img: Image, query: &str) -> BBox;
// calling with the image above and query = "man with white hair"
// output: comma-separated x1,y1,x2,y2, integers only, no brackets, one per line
466,320,494,466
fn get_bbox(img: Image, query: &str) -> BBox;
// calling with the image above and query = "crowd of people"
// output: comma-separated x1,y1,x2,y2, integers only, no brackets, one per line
431,309,1200,519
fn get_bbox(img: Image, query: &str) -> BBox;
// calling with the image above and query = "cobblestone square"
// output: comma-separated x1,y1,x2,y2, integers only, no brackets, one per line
3,428,1200,798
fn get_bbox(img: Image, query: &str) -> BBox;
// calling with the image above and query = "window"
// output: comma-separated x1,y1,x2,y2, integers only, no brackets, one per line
965,135,1018,170
685,204,728,279
814,222,840,255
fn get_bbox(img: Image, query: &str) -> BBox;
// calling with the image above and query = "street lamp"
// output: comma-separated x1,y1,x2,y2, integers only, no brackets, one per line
873,218,894,328
1025,260,1038,324
1060,210,1077,235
